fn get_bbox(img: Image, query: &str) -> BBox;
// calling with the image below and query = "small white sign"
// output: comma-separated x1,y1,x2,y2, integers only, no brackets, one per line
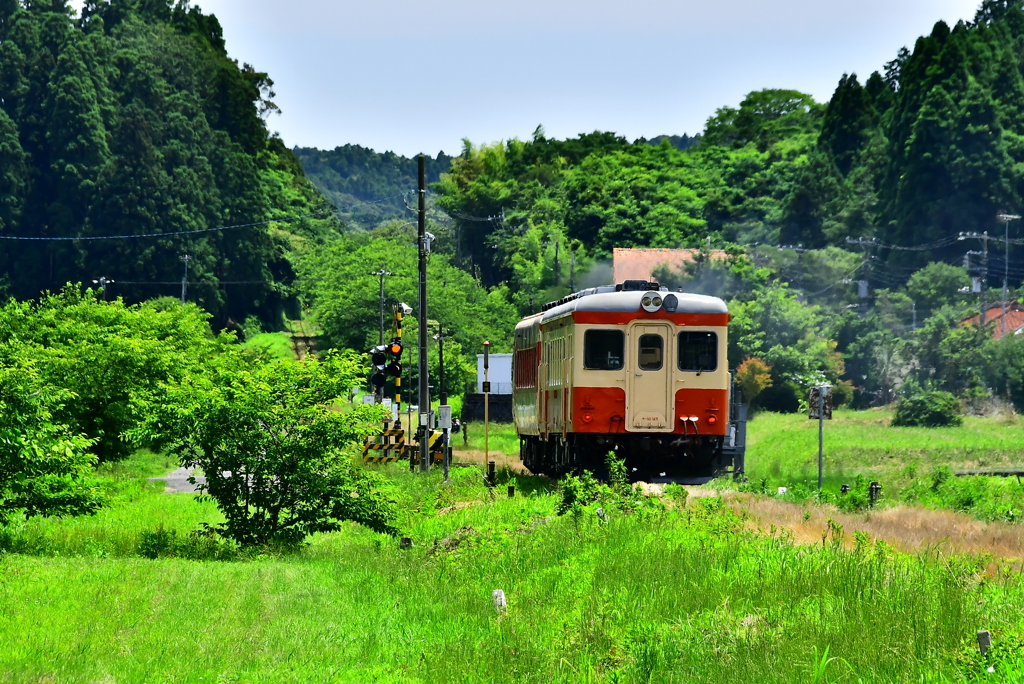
361,395,375,405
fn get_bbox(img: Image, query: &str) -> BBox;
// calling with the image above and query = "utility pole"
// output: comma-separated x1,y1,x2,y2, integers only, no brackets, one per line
417,154,430,473
997,212,1020,337
179,254,192,304
569,246,576,293
845,237,876,315
367,267,395,346
959,231,994,327
554,240,560,287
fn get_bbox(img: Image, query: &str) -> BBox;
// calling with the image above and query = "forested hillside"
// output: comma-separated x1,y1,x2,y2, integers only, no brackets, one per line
426,0,1024,411
294,145,451,230
0,0,335,325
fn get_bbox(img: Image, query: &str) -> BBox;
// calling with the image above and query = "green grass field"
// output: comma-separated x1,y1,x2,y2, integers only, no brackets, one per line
3,449,1024,683
241,332,297,360
739,408,1024,521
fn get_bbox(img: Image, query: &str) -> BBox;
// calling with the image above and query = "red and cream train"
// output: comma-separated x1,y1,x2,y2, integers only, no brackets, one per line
512,280,746,483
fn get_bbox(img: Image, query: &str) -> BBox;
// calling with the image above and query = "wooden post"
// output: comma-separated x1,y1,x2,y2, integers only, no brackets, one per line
508,485,515,498
487,461,496,488
483,340,490,467
978,630,992,657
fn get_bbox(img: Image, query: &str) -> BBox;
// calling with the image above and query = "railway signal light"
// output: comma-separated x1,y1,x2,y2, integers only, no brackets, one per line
370,345,388,388
386,338,403,377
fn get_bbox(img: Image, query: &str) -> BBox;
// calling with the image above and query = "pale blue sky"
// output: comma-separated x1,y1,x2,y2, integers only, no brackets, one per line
77,0,982,156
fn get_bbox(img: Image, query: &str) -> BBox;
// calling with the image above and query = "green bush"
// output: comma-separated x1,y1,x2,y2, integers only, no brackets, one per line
132,351,398,546
892,390,963,427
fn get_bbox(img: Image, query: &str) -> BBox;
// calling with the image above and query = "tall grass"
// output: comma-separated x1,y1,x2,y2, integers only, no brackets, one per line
1,456,1023,682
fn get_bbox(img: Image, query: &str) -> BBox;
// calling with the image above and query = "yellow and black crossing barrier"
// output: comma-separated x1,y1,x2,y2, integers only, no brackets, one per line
362,425,447,465
362,423,407,463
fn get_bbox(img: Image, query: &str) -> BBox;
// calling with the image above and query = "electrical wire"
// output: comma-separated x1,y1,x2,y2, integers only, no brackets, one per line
0,193,408,242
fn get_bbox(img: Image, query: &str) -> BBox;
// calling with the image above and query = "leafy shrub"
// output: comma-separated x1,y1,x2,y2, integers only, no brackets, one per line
139,524,240,561
557,470,602,516
0,288,236,462
892,390,963,427
758,382,801,413
0,360,102,521
132,351,398,546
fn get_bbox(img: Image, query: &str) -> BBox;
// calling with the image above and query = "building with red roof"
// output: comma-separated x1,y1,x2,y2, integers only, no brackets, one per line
961,302,1024,339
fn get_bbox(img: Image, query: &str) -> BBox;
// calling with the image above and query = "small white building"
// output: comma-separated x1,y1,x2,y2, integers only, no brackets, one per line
476,353,513,394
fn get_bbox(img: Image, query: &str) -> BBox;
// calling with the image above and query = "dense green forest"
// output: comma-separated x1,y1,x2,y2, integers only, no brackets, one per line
2,0,1024,414
0,0,335,325
294,145,451,230
422,0,1024,410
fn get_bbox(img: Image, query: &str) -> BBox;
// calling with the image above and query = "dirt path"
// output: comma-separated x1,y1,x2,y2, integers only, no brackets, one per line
451,449,528,473
702,490,1024,561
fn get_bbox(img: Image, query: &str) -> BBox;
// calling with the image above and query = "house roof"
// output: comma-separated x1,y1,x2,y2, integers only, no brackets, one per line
961,302,1024,340
612,248,727,284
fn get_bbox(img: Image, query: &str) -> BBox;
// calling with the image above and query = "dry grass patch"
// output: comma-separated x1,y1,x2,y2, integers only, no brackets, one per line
719,491,1024,561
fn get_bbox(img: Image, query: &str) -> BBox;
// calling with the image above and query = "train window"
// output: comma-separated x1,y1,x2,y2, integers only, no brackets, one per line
678,331,718,373
638,334,663,371
583,330,624,370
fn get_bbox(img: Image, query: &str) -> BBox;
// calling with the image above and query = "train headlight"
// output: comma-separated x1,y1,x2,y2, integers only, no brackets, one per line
663,294,678,312
641,292,663,313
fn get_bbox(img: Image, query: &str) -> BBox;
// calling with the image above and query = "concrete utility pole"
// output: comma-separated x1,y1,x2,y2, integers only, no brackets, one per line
417,154,430,473
368,267,395,346
959,231,994,326
845,237,876,315
997,212,1020,337
179,254,192,304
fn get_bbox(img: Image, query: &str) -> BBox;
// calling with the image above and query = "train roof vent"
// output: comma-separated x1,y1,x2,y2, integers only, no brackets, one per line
617,280,660,292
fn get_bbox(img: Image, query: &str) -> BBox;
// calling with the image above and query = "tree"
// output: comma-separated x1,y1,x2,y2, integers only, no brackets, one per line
0,286,237,462
906,262,970,315
296,233,519,396
0,359,101,521
132,352,398,546
735,357,772,405
0,107,27,233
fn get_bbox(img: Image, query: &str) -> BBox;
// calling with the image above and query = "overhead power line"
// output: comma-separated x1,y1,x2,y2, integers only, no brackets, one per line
0,212,331,242
0,193,410,242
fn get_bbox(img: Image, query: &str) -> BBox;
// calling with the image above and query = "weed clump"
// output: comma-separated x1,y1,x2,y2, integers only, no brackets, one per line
892,390,963,427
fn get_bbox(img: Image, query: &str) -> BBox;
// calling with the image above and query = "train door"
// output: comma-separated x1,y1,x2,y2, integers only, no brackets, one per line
627,322,673,431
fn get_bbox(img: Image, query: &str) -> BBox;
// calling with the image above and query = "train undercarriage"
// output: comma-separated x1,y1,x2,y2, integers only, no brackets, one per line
520,403,747,485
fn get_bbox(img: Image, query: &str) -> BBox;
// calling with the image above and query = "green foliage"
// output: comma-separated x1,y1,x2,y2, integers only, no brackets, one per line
0,0,336,325
132,352,399,545
906,262,971,314
0,358,102,521
296,232,518,395
556,469,602,516
703,89,822,150
294,145,452,230
892,389,964,427
0,286,235,462
0,464,1018,682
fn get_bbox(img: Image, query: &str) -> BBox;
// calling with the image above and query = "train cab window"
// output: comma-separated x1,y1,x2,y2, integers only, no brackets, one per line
583,330,624,370
638,334,664,371
678,331,718,373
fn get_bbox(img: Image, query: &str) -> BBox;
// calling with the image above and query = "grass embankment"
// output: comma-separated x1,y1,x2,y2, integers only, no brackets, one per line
740,408,1024,522
3,451,1024,682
